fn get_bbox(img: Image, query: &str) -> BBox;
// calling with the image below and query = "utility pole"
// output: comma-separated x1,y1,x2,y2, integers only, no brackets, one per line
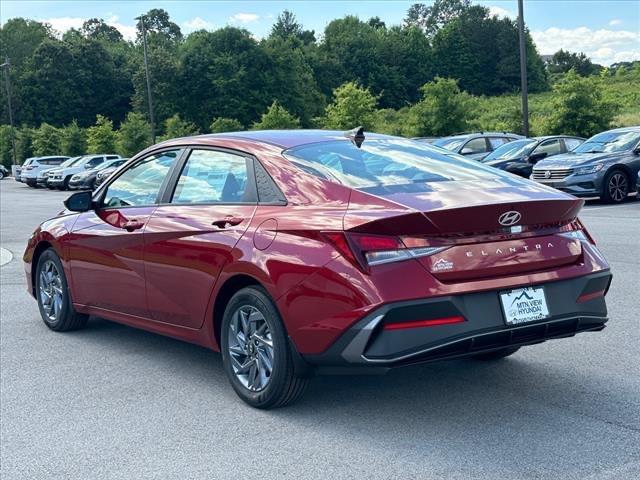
1,56,17,165
517,0,529,137
138,15,156,143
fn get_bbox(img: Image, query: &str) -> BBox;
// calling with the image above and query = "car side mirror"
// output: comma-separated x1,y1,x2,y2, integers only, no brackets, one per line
84,164,93,169
460,148,473,155
633,146,640,155
64,190,94,212
528,152,548,163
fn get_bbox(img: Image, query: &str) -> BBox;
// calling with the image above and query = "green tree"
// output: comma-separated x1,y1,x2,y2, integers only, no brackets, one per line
16,126,35,163
405,77,474,136
547,70,618,137
32,123,62,156
81,18,123,42
322,82,379,130
548,49,599,76
252,101,300,129
60,120,87,156
432,6,548,95
209,117,244,133
162,114,199,140
404,0,470,37
117,112,152,157
0,126,15,167
136,8,182,44
87,115,117,153
178,28,271,129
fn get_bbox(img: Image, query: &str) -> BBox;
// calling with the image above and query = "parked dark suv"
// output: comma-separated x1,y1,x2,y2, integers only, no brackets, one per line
483,136,585,178
532,126,640,203
433,132,524,161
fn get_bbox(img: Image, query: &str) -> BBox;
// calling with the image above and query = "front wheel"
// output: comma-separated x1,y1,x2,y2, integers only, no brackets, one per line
602,169,629,203
221,286,308,409
35,249,88,331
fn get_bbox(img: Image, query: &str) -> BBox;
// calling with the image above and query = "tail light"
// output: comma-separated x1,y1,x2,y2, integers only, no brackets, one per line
323,232,449,272
559,219,596,245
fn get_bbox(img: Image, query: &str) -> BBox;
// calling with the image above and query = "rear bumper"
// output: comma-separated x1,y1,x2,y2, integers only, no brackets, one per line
304,270,612,370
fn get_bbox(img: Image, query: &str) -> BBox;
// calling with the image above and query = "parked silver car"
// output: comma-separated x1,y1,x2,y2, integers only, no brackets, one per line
532,126,640,203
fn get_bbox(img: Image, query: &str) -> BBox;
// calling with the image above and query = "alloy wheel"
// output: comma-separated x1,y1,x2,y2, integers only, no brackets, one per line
608,172,628,202
227,305,275,392
39,260,64,322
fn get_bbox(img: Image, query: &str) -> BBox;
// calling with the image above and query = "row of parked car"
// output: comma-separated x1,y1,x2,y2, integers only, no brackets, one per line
13,154,127,190
4,126,639,203
418,125,640,203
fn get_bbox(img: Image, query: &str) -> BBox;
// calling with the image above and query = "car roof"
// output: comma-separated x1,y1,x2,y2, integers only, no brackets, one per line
532,135,585,141
171,130,395,149
438,132,524,140
35,155,70,160
602,126,640,133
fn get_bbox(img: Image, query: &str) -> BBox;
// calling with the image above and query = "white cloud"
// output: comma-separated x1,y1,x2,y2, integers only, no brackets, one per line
229,13,259,24
44,16,85,34
608,19,623,26
531,26,640,65
40,16,136,41
182,17,216,32
488,6,515,19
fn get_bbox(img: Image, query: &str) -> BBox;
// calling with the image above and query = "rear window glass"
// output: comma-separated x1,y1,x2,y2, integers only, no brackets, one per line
284,138,504,189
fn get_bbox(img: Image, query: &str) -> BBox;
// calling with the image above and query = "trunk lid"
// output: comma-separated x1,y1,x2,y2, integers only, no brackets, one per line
344,179,585,280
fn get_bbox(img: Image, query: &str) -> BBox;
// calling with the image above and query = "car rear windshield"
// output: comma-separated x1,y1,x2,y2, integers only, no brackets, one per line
573,131,640,154
284,138,503,189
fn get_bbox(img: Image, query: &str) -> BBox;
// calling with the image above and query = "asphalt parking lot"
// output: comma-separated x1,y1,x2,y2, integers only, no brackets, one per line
1,179,639,480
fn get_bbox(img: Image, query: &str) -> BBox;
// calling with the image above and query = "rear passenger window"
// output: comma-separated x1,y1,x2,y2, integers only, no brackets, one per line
171,150,252,204
461,138,488,154
564,138,582,151
534,139,562,156
488,137,510,149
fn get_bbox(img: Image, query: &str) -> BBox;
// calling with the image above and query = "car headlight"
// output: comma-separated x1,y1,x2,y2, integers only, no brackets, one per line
71,173,86,181
575,164,604,175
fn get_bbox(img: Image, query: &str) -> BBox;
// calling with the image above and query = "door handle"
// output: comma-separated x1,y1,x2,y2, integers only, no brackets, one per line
122,219,144,232
212,216,244,229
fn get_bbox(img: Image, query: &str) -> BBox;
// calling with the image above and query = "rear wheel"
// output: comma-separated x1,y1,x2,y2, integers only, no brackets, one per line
221,286,308,409
35,249,88,331
602,169,629,203
472,346,520,360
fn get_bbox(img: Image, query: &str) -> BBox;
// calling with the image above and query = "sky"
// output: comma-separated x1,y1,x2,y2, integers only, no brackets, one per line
1,0,639,66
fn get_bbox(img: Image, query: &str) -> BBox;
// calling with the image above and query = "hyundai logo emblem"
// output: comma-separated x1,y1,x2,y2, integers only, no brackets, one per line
498,210,522,226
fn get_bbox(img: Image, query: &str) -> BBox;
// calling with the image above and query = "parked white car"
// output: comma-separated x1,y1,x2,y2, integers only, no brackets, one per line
47,154,120,190
19,156,69,186
37,156,83,187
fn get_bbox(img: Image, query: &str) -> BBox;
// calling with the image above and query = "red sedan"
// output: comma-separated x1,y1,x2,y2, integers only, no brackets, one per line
24,129,612,408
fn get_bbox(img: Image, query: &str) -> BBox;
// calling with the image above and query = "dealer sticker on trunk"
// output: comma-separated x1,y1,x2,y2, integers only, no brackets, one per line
500,287,550,325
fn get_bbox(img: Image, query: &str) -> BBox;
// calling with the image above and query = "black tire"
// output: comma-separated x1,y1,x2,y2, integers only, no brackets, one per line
0,171,5,180
601,169,629,203
472,346,520,360
62,176,72,190
220,286,309,409
35,249,88,332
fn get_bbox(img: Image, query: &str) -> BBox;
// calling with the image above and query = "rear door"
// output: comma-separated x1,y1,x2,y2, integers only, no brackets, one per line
67,149,183,317
144,148,257,328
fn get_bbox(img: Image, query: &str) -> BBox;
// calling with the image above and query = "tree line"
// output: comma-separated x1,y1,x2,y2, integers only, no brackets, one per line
1,1,550,131
1,0,637,166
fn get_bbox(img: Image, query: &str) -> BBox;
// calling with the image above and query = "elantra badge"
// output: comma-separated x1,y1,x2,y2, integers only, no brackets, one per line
498,210,522,226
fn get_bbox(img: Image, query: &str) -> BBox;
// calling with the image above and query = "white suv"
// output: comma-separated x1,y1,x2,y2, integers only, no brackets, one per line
19,156,70,187
47,154,120,190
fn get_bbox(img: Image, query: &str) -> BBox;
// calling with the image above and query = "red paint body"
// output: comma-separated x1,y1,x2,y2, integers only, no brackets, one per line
23,131,611,360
